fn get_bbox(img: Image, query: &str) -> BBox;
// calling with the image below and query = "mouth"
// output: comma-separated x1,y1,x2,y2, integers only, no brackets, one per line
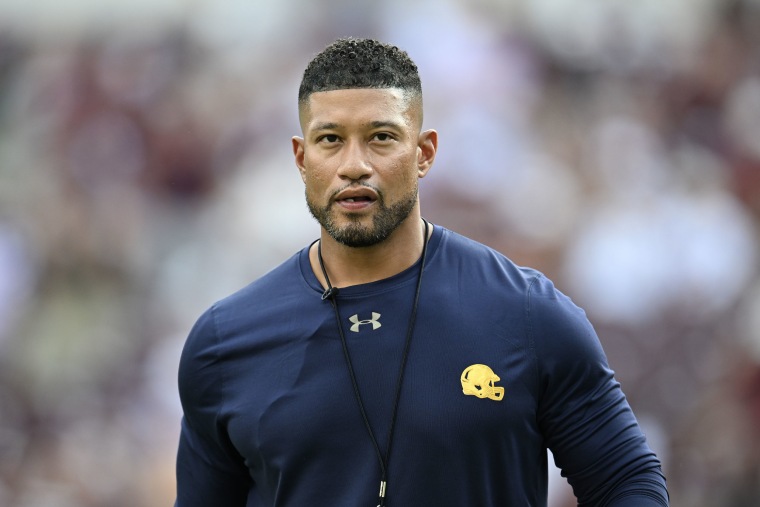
334,187,378,210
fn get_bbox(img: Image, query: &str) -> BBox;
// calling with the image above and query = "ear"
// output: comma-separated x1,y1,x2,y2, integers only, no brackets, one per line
292,136,306,182
416,129,438,178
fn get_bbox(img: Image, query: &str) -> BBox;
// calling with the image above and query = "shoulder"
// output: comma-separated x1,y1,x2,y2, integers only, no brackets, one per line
179,248,309,366
435,226,596,354
433,226,544,294
216,248,308,312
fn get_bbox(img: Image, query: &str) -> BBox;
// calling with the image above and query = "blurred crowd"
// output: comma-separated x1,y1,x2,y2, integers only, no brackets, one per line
0,0,759,505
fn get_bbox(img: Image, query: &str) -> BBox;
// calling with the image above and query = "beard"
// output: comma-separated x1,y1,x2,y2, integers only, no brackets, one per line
307,184,418,248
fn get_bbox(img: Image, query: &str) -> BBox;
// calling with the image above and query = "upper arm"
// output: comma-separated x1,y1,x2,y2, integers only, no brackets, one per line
175,306,253,506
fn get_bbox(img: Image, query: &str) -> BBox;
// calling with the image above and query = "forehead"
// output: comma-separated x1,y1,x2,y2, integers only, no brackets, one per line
300,88,419,130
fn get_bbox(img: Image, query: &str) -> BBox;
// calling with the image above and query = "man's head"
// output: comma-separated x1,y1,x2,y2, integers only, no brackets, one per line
293,38,436,248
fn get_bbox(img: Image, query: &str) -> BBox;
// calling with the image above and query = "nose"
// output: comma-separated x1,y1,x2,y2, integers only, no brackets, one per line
336,140,373,181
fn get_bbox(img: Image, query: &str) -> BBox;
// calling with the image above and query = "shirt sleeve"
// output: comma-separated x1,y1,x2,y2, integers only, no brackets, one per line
175,305,253,506
527,275,669,506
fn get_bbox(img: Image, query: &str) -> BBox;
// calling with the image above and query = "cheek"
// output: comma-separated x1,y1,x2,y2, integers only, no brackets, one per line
302,157,332,189
391,154,420,184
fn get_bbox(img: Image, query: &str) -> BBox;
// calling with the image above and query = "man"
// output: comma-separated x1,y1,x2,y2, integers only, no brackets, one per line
175,37,669,506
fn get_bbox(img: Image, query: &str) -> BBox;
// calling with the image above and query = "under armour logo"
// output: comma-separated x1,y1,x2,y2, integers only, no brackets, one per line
349,312,382,332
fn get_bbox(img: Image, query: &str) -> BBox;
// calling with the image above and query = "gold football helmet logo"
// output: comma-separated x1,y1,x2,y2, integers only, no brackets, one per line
461,364,504,401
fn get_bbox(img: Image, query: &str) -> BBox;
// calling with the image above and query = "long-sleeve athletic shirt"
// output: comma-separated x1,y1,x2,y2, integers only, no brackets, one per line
176,224,668,506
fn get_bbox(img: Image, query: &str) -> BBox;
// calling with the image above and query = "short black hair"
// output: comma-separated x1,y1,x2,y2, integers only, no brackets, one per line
298,37,422,104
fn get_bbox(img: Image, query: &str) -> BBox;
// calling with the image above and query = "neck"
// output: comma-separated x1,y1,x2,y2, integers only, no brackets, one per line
310,215,429,289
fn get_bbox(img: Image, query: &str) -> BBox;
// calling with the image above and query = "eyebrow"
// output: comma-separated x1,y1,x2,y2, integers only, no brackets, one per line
312,122,340,131
311,120,404,132
366,120,404,130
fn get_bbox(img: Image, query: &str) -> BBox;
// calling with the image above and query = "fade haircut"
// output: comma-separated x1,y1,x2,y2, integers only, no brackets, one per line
298,37,422,105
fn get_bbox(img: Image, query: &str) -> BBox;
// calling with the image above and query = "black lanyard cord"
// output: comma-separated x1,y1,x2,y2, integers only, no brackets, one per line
318,219,430,507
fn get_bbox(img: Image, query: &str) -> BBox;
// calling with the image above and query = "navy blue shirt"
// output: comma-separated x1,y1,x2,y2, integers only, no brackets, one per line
176,224,668,506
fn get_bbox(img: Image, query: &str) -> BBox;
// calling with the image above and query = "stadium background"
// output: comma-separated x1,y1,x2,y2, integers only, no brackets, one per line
0,0,759,505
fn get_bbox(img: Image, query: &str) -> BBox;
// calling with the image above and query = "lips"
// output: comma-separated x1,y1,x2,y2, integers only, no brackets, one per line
334,187,378,210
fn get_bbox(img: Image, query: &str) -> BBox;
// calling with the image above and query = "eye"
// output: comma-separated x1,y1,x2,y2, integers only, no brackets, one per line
318,134,340,144
372,132,394,142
